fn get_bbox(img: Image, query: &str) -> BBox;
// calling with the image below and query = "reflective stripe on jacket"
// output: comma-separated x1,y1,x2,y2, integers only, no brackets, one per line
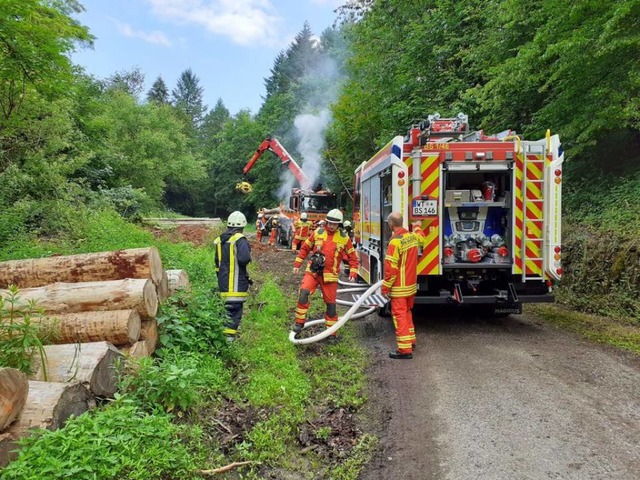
213,230,251,302
294,220,314,240
382,227,420,297
294,228,358,282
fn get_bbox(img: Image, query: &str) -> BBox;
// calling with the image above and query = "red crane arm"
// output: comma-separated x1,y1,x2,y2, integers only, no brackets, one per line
242,138,311,190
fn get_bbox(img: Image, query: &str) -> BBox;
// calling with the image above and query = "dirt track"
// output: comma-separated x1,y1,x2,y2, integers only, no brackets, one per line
353,308,640,480
175,229,639,480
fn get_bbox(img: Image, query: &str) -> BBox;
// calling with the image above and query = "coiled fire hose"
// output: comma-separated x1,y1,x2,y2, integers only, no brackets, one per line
289,279,384,345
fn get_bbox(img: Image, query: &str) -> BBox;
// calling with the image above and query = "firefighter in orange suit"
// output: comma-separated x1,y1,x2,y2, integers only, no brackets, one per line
291,209,358,341
267,216,278,246
292,212,313,251
256,213,267,243
381,212,427,359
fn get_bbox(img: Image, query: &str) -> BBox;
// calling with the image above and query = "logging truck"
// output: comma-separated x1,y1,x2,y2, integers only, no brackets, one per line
353,113,564,315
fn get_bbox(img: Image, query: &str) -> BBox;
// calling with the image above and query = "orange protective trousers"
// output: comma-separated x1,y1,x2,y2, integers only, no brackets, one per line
391,296,416,354
294,272,338,335
268,228,277,245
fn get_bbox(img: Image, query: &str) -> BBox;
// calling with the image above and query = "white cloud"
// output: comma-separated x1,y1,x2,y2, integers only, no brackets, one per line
144,0,284,47
116,22,172,46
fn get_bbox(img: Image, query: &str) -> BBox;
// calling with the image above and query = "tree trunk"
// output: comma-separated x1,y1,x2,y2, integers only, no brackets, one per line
120,341,149,359
0,381,95,467
139,318,158,354
156,270,169,303
1,278,158,319
166,269,191,295
36,310,141,345
0,368,28,432
30,342,124,398
0,247,164,288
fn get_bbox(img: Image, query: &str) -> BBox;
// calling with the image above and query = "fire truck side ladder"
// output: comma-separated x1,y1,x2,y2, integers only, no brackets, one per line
520,143,546,282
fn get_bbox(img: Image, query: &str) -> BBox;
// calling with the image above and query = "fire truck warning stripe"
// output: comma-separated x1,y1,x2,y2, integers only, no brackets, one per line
526,259,543,275
421,156,440,197
525,202,543,220
422,170,439,197
526,241,542,257
526,220,542,238
526,158,543,179
514,154,525,274
418,226,439,275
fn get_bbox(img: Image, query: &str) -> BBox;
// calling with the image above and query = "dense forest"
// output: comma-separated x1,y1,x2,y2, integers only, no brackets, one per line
0,2,638,478
1,0,639,316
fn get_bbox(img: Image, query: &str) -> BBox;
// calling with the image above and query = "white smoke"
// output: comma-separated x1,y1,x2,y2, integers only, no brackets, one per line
295,109,332,188
276,36,348,203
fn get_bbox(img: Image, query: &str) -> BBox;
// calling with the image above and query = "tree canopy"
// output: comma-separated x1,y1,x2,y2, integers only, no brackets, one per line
1,0,639,235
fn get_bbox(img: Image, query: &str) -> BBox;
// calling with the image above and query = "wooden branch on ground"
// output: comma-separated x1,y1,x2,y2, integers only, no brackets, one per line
197,461,257,475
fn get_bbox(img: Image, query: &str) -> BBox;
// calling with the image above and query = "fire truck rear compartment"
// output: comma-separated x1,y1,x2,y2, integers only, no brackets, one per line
415,267,552,307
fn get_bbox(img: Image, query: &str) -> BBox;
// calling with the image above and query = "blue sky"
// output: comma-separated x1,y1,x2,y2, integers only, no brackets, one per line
72,0,343,115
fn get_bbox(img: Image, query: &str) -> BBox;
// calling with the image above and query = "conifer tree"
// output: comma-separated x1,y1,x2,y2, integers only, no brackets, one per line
171,68,207,134
147,76,170,104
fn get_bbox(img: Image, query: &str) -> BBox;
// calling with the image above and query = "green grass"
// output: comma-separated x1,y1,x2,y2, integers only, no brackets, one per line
0,209,375,479
527,304,640,355
1,405,203,480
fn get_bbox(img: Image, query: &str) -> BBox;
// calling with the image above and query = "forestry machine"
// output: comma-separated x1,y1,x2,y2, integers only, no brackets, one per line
236,137,337,226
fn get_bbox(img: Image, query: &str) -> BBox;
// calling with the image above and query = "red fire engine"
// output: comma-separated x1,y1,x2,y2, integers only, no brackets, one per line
353,113,564,314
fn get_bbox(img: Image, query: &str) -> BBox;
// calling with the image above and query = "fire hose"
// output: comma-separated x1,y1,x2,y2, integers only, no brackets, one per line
288,279,384,345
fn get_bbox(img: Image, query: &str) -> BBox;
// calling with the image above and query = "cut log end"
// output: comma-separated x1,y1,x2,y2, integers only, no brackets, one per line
0,368,29,432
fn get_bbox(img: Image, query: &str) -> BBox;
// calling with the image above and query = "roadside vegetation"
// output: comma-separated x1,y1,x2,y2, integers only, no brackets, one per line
0,210,373,479
1,0,640,476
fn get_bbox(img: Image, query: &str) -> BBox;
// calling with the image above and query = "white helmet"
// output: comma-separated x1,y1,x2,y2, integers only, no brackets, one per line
300,212,308,221
343,220,351,228
325,209,343,224
227,211,247,228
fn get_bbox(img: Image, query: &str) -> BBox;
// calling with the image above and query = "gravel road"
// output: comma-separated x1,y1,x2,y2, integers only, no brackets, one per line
353,308,640,480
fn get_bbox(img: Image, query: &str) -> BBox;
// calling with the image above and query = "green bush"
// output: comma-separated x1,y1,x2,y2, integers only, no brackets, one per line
0,404,202,480
118,350,231,415
87,186,152,220
0,203,29,246
0,286,55,375
156,290,228,356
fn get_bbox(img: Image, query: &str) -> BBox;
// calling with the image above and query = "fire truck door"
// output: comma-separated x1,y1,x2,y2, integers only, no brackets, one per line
380,172,393,256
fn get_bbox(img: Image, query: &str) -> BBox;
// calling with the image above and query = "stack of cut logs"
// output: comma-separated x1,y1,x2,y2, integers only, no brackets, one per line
0,247,191,466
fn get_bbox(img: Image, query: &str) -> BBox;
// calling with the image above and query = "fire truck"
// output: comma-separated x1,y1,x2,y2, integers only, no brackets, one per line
236,137,337,246
353,113,564,314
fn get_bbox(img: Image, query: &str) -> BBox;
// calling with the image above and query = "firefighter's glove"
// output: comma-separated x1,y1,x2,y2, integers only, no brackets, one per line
348,273,357,282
